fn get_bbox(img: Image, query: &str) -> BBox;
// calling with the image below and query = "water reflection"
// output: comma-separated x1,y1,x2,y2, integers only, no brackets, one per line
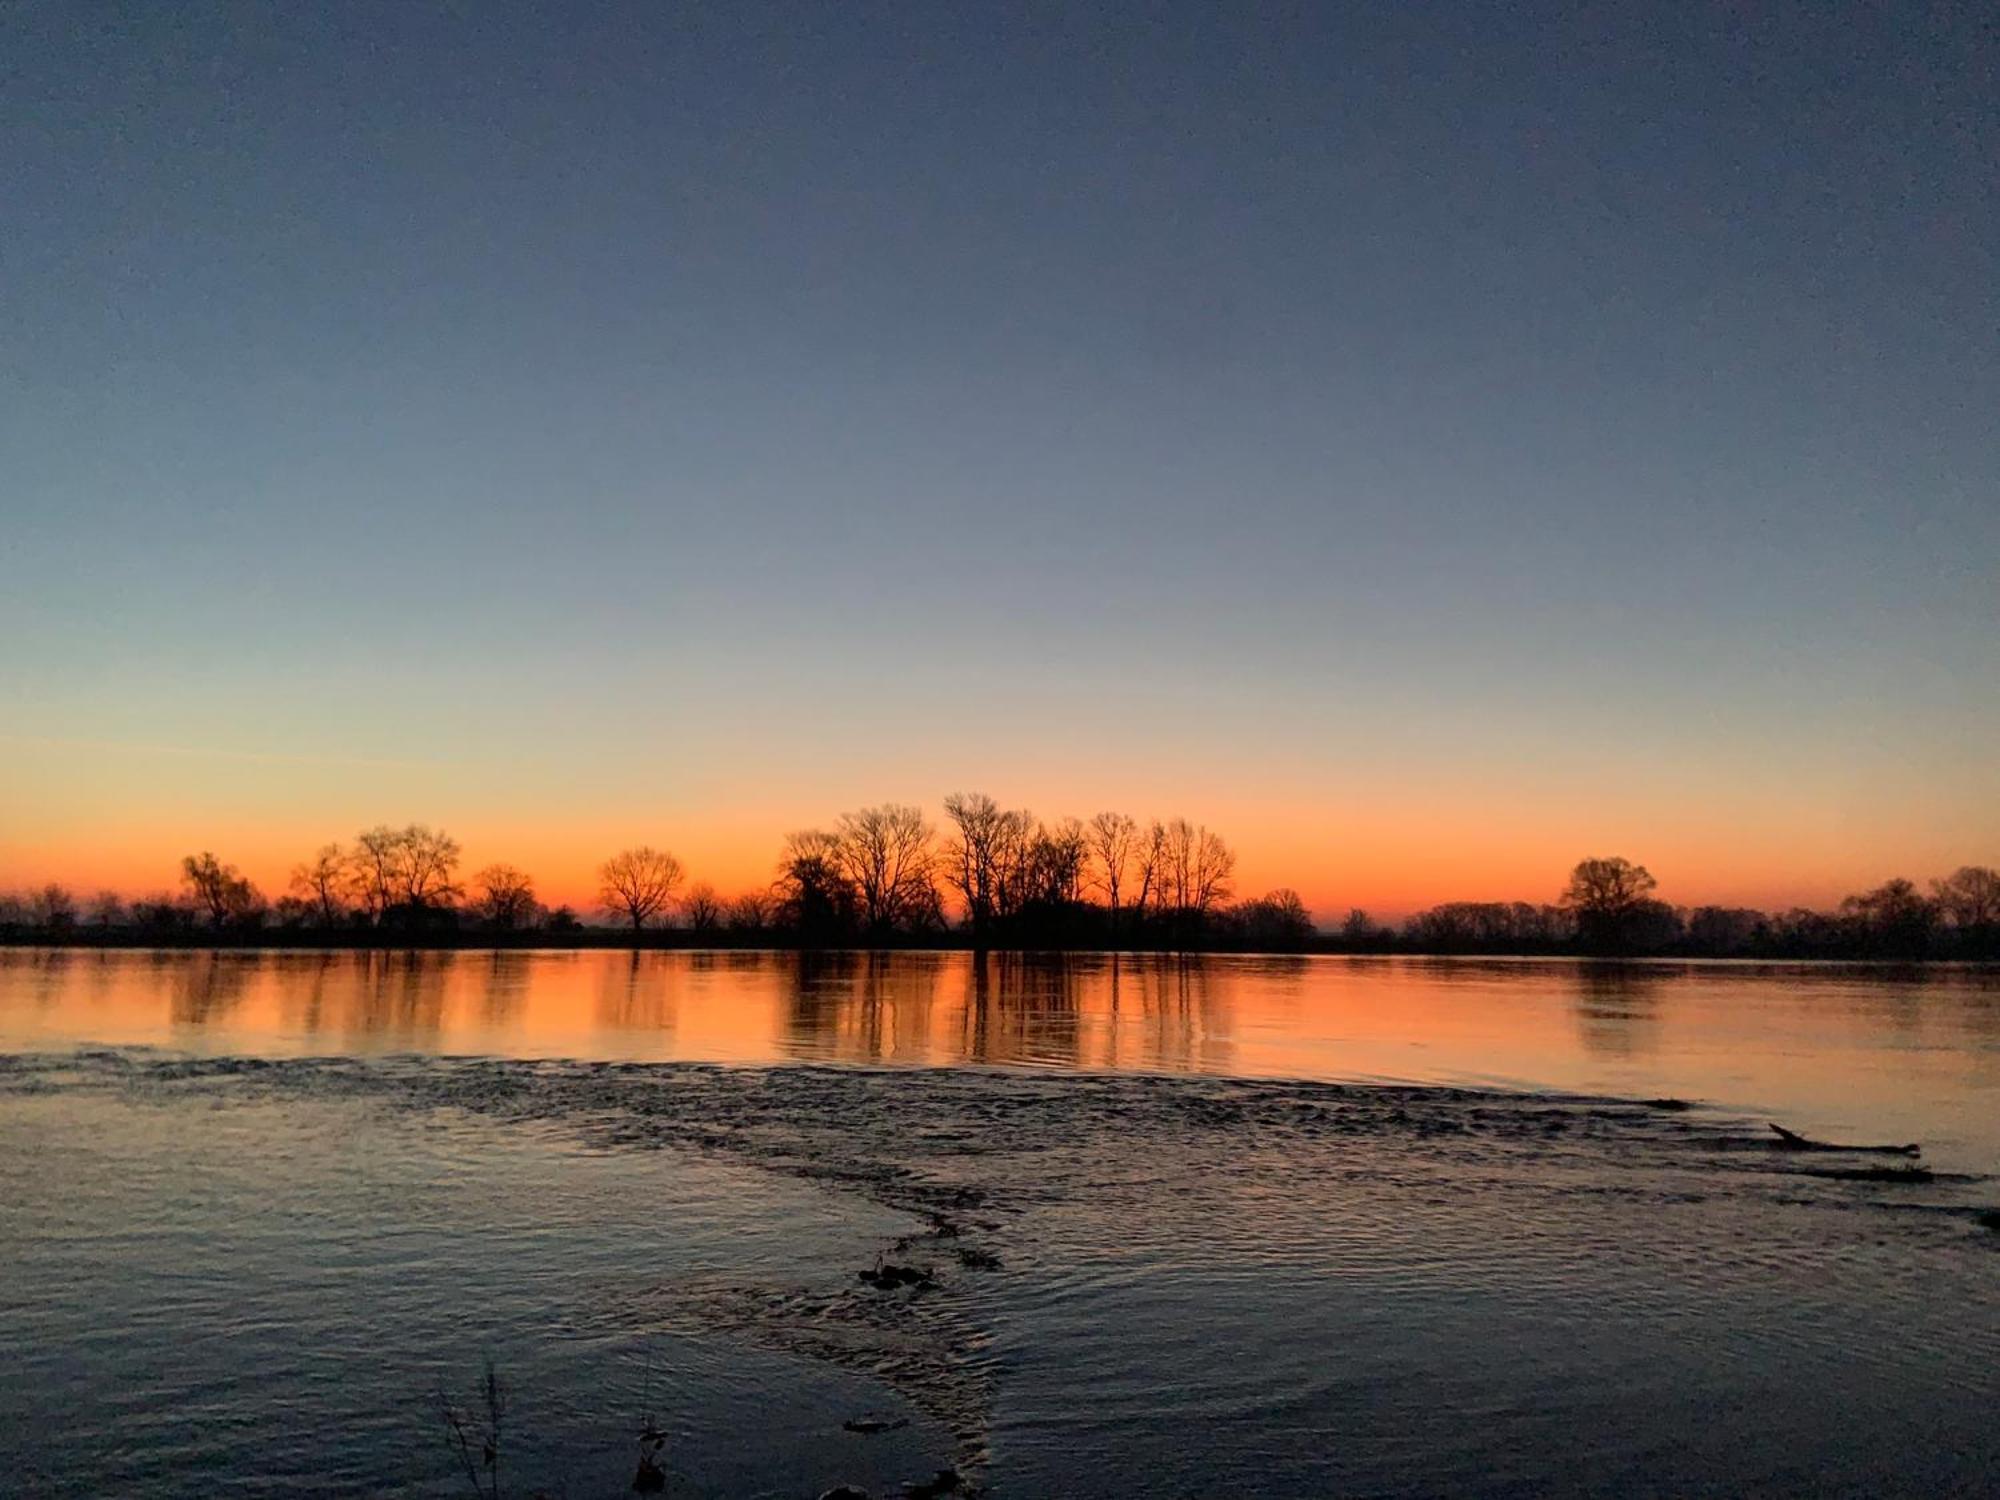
1570,965,1663,1057
3,949,1998,1172
598,950,679,1039
170,951,256,1026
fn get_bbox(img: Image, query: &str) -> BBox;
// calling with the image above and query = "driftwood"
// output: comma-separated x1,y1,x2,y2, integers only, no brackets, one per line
1769,1123,1920,1157
1799,1164,1935,1184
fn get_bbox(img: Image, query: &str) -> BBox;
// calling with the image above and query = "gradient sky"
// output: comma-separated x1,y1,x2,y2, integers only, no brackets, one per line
4,1,1995,917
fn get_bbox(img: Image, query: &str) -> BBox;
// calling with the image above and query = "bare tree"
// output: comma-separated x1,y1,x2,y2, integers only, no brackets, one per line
1023,817,1089,907
726,889,774,931
343,825,462,919
394,825,463,910
1933,866,2000,931
347,827,401,922
599,846,685,932
38,883,77,928
1132,820,1168,918
288,842,348,925
1230,888,1315,949
941,792,1003,934
1086,811,1139,916
472,864,538,929
1159,818,1235,917
88,890,126,928
941,792,1036,934
834,803,938,933
180,852,263,927
1559,856,1659,951
682,881,723,933
1841,876,1936,955
774,828,854,934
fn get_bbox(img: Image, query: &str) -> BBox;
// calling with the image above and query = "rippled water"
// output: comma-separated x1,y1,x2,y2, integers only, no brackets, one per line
2,951,1996,1497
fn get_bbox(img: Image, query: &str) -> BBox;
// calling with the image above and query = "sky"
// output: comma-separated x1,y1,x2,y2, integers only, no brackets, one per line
3,1,1995,918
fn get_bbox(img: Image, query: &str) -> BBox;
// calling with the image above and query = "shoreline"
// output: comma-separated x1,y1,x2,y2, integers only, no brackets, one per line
2,933,1992,964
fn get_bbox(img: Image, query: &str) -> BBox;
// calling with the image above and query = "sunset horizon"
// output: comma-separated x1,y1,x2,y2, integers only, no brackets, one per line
5,751,1989,923
5,3,1995,1494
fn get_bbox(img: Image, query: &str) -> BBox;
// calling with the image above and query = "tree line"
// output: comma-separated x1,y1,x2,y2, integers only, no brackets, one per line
1383,857,2000,960
0,814,1993,959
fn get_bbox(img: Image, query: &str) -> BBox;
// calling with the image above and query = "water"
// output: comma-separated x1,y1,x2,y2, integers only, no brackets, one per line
2,950,1996,1497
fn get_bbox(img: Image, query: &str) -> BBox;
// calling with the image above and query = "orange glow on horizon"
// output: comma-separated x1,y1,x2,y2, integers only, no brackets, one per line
3,727,1989,922
0,799,1975,923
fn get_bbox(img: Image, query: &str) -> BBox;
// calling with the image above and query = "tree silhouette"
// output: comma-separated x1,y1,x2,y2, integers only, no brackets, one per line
31,883,77,931
726,889,774,931
774,829,855,938
1841,877,1936,957
1087,812,1139,919
344,825,461,925
1932,865,1999,955
180,852,262,927
942,792,1031,938
682,882,722,932
1231,888,1315,949
1560,856,1657,951
472,864,538,929
598,847,685,932
833,803,938,933
1160,818,1235,919
288,842,348,925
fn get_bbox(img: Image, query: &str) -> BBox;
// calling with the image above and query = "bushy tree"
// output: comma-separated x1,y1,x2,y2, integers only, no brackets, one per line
1560,856,1658,952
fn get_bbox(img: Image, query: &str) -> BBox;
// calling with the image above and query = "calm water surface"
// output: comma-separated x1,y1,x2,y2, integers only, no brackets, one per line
2,950,1996,1497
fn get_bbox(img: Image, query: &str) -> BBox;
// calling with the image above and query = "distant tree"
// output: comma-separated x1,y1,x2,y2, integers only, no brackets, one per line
833,804,938,933
1559,856,1659,952
343,825,461,921
1231,888,1315,950
725,890,774,931
1341,908,1379,945
1086,812,1139,918
1132,819,1170,918
1686,906,1766,956
774,829,856,938
1841,877,1936,957
1626,899,1686,952
130,891,197,932
31,883,77,931
682,882,723,933
1160,818,1235,919
472,865,539,930
347,827,402,922
544,904,582,933
1770,905,1843,956
288,842,349,925
1023,817,1090,908
88,890,126,928
270,894,313,928
1932,866,1999,955
181,853,263,928
392,825,463,910
598,847,685,932
941,792,1027,937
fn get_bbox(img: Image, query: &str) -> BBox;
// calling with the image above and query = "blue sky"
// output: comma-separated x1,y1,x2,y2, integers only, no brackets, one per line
3,1,1994,908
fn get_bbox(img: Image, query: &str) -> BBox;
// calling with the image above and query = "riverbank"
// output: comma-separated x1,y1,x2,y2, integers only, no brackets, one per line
5,929,1993,961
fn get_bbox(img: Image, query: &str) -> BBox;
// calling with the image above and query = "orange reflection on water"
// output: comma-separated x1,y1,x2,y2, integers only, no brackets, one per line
2,948,1996,1171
